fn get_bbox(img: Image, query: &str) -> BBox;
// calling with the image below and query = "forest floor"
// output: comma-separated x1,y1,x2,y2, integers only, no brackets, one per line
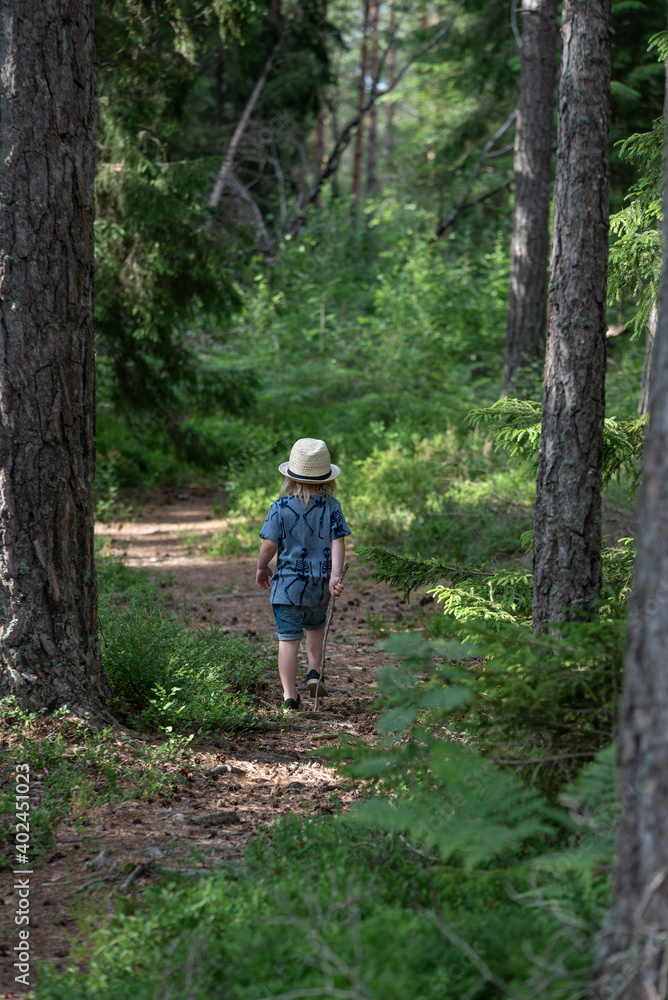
0,490,416,997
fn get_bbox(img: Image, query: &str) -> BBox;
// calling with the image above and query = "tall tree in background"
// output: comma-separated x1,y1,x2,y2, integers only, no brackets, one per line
501,0,558,396
592,116,668,1000
366,1,380,196
0,0,109,715
532,0,611,630
353,0,371,205
384,0,396,170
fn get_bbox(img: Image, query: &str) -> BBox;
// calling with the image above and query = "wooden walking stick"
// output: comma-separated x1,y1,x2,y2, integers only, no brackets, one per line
314,563,349,712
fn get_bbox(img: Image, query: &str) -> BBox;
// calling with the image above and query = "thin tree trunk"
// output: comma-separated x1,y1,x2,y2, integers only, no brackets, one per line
591,116,668,1000
215,42,223,127
638,306,658,417
313,0,329,206
267,0,282,30
314,104,327,203
0,0,109,717
208,33,285,210
532,0,611,631
352,0,370,205
366,1,380,196
384,0,396,171
501,0,558,397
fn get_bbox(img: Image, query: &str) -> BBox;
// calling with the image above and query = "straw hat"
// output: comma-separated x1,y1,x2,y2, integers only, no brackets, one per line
278,438,340,483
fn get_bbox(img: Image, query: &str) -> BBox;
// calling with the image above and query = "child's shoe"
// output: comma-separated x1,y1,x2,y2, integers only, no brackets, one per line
283,695,301,712
306,670,328,698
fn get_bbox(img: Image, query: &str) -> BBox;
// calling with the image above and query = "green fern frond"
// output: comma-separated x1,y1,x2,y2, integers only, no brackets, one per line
608,201,661,334
559,743,618,836
352,739,560,870
648,30,668,63
467,398,542,465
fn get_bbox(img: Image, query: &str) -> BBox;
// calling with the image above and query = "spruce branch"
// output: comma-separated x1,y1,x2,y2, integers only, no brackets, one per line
356,545,491,600
467,399,646,486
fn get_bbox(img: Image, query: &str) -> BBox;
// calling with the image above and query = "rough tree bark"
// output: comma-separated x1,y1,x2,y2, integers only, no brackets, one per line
501,0,558,397
532,0,611,631
591,115,668,1000
0,0,109,716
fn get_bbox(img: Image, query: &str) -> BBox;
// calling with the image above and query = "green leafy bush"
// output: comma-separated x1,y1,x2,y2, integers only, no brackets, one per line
463,614,625,792
100,594,266,731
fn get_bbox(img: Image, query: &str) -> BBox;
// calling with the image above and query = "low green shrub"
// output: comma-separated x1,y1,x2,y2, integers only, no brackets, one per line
204,521,261,557
344,430,534,559
100,593,266,732
96,551,151,598
462,614,625,793
95,452,134,522
358,534,632,797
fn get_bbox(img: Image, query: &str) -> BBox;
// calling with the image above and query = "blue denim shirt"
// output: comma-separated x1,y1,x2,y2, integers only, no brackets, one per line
259,495,351,606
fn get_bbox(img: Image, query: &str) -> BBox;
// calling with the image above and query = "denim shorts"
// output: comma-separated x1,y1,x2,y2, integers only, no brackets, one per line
272,601,330,641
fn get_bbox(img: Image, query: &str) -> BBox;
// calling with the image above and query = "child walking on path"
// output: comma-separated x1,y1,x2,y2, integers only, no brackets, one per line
256,438,351,711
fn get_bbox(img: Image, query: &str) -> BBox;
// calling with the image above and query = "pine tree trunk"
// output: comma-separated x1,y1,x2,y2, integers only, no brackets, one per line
312,0,329,205
0,0,109,717
591,129,668,1000
384,0,396,171
501,0,558,397
532,0,611,631
366,2,379,197
314,104,327,199
352,0,370,205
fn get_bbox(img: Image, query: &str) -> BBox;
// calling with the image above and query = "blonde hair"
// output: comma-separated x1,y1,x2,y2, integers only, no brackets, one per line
280,477,336,504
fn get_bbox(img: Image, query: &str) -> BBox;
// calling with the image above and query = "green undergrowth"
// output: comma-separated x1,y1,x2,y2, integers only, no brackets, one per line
97,552,267,733
216,426,537,565
101,591,267,733
33,662,616,1000
96,549,151,596
0,701,192,868
358,530,634,797
360,625,625,798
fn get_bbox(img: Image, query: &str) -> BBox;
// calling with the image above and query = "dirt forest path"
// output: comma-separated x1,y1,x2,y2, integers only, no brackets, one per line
0,490,414,996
